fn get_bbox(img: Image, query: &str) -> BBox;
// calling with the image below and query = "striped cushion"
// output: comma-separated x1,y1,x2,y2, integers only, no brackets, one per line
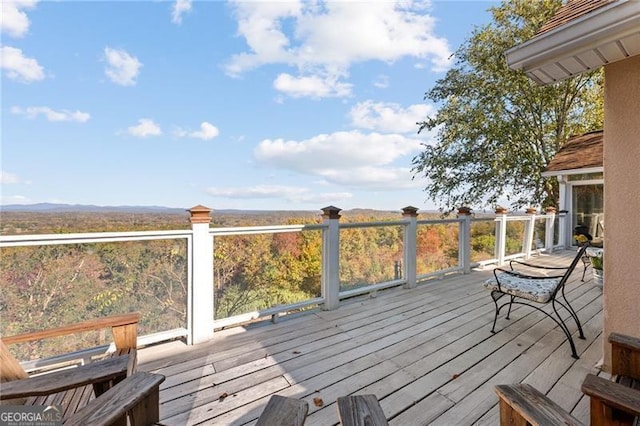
484,273,560,303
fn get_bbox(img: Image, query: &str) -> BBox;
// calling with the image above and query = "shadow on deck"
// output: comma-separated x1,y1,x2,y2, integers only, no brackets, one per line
138,250,604,425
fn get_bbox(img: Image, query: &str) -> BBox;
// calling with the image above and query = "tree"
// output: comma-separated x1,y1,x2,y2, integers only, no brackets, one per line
412,0,604,212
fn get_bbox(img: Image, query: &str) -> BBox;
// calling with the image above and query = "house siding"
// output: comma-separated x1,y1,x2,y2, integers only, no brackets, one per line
603,54,640,369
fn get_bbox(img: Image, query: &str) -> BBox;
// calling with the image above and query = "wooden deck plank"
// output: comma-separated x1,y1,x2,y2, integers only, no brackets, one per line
133,250,603,425
161,376,291,424
439,290,602,403
546,328,605,411
158,276,499,403
427,300,602,425
155,274,488,385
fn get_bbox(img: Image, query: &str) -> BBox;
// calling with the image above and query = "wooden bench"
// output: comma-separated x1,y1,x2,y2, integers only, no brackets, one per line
495,332,640,425
1,313,140,418
337,394,389,426
256,395,308,426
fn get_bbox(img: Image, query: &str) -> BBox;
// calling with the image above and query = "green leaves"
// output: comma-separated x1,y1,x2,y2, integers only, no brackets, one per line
413,0,603,212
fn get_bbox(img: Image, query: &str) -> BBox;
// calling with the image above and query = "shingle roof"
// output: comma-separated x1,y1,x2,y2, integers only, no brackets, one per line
536,0,615,35
544,130,603,173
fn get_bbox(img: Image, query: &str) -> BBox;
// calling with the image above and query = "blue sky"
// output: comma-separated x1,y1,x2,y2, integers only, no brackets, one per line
2,0,497,211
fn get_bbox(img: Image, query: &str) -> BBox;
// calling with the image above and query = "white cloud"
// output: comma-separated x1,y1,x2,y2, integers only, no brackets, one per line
127,119,162,138
253,130,422,189
321,166,423,190
205,184,352,203
172,0,192,24
225,1,451,98
255,130,420,171
11,106,90,122
1,195,31,205
1,171,24,184
373,74,389,89
1,0,37,38
104,47,142,86
206,185,307,199
1,46,44,82
175,121,219,140
273,73,352,99
349,101,435,134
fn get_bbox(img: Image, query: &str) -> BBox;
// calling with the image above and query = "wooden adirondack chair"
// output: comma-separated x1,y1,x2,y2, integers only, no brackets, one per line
0,313,140,420
495,332,640,426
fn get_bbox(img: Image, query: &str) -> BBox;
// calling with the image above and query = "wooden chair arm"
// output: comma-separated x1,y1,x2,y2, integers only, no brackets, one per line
610,333,640,352
2,313,140,350
494,384,582,426
64,372,165,426
610,333,640,380
582,374,640,418
0,355,130,400
256,395,308,426
337,394,389,426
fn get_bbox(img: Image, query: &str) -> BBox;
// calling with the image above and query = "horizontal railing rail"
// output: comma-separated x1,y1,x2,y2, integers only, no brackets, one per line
209,223,325,236
340,220,408,229
0,229,192,247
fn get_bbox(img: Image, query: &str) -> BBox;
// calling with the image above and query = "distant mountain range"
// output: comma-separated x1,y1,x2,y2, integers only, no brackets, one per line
0,203,190,214
0,203,406,216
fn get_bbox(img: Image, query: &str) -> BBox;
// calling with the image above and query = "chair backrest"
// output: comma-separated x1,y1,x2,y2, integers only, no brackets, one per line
552,243,590,298
0,340,30,404
0,339,29,382
1,313,140,383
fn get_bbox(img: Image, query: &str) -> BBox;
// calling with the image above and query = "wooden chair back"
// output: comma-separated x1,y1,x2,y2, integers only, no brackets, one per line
0,312,140,407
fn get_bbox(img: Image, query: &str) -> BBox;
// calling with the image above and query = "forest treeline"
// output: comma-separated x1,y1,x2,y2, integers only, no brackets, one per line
0,210,530,361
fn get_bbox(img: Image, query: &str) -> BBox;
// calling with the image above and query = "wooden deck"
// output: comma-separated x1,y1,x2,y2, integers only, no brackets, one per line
138,250,604,425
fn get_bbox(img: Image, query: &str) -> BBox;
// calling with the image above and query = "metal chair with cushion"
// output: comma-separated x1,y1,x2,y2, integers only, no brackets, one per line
483,244,589,359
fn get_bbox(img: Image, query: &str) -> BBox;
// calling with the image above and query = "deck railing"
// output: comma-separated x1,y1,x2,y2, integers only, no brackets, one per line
0,205,566,359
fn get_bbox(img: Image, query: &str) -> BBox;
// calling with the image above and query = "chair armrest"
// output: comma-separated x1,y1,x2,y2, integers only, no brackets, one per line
64,372,165,426
0,355,130,400
256,395,308,426
495,268,564,280
610,333,640,352
337,394,388,426
610,333,640,381
3,313,140,350
509,259,569,271
582,374,640,418
494,384,582,426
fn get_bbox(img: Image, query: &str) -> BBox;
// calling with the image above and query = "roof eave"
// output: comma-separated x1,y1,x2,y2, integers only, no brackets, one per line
542,166,604,177
505,0,640,85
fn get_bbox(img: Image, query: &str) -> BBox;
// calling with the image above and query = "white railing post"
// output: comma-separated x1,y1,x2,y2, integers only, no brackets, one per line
402,206,418,288
524,207,537,259
321,206,341,310
457,207,472,274
188,206,214,344
545,206,557,251
188,205,214,344
495,207,508,266
558,210,568,249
